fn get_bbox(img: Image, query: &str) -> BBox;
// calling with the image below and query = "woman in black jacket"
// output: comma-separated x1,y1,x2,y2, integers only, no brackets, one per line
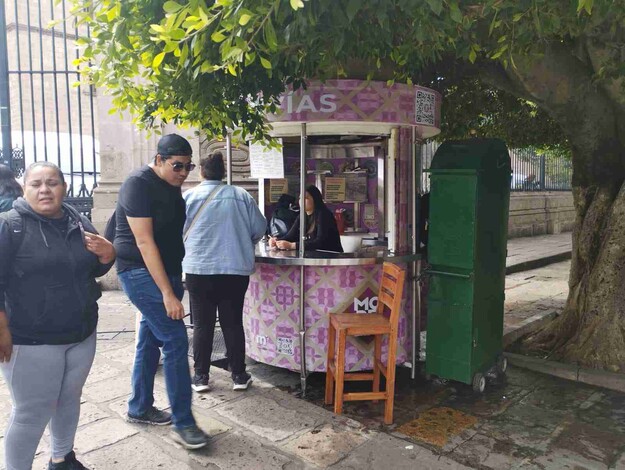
0,162,115,470
270,185,343,253
0,163,23,213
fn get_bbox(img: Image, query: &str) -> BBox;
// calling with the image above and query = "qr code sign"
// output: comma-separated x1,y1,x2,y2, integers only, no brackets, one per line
415,90,436,125
276,337,294,356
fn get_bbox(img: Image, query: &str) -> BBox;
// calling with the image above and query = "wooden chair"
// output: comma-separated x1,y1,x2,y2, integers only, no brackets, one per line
324,262,406,424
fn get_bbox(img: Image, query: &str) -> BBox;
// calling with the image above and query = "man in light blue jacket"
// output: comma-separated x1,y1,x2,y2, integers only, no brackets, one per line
183,151,266,392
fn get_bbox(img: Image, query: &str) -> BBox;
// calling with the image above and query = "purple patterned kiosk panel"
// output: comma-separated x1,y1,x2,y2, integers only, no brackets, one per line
244,263,412,373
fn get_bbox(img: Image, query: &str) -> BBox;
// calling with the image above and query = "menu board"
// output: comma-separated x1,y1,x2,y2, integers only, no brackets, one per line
269,179,289,203
324,177,346,202
249,139,284,179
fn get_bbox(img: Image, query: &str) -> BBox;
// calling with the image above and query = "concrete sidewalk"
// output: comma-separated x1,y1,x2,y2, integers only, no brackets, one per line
0,233,576,470
506,232,572,274
0,292,468,470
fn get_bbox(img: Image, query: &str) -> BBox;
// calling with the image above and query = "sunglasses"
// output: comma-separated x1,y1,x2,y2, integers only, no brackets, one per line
166,160,196,172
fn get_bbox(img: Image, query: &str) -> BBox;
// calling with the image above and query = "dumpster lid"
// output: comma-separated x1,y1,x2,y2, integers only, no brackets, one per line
429,138,511,172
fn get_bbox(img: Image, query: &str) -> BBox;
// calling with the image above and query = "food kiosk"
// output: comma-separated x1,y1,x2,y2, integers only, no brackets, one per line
241,80,441,392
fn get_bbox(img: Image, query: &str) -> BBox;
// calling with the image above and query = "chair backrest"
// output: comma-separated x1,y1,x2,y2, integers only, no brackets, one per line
376,262,406,334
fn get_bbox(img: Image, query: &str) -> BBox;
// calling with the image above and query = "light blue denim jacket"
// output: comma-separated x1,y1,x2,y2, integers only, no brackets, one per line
182,181,267,276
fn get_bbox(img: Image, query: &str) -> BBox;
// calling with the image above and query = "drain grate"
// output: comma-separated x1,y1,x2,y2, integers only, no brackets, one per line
187,325,228,363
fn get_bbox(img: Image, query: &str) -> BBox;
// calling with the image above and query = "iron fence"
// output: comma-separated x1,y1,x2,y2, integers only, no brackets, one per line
1,0,98,217
418,141,572,192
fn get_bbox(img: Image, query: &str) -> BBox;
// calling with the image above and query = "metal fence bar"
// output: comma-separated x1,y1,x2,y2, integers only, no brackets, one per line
25,0,38,162
4,0,98,216
12,0,25,155
50,0,62,169
37,0,49,162
418,141,571,192
73,19,86,197
0,0,12,166
61,0,75,196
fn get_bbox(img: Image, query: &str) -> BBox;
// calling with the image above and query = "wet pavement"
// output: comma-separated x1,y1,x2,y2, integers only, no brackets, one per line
247,361,625,469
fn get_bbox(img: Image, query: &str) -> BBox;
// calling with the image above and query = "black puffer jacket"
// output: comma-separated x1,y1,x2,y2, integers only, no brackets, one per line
0,198,114,345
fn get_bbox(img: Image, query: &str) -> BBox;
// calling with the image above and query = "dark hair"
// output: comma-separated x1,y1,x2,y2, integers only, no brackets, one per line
23,162,65,184
0,164,23,198
305,185,328,235
306,185,327,215
200,152,226,181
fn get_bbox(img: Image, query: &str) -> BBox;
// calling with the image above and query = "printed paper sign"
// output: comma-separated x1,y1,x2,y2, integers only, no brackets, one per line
269,179,289,203
324,177,346,202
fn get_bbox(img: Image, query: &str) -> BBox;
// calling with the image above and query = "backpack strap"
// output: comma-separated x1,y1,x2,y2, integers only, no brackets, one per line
0,209,24,254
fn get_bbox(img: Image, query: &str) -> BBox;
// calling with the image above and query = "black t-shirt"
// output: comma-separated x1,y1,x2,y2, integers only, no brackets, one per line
114,165,186,275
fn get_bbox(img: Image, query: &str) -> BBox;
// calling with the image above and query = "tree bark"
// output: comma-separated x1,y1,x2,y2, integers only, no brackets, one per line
480,42,625,371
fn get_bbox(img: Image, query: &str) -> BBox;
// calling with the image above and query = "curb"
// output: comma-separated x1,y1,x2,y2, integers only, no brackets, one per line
505,251,572,275
504,352,625,393
502,311,557,349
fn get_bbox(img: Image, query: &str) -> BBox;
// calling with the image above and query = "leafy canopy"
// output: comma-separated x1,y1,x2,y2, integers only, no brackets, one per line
70,0,624,145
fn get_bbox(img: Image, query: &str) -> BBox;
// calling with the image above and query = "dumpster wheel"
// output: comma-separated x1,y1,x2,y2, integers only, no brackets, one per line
496,355,508,375
472,372,486,393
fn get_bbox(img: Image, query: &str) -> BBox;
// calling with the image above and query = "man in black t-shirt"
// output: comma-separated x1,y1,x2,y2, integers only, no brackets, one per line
115,134,208,450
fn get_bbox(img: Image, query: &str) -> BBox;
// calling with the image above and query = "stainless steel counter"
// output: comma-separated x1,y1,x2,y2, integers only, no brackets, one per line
255,243,422,266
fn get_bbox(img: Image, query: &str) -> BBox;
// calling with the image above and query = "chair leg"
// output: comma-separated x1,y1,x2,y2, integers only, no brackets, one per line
334,329,347,415
324,322,336,405
372,334,382,403
383,334,398,425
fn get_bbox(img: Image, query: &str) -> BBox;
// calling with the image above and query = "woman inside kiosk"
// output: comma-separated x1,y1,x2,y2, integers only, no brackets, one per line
269,185,343,253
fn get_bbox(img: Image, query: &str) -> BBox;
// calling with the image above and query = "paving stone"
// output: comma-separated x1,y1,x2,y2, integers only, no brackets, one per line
282,424,368,467
73,418,138,454
83,435,193,470
94,339,133,353
99,344,137,367
548,421,625,468
213,394,318,442
188,431,295,470
450,432,538,469
329,432,470,470
193,409,231,437
108,393,170,420
533,449,608,470
85,361,125,385
77,402,110,427
82,375,131,403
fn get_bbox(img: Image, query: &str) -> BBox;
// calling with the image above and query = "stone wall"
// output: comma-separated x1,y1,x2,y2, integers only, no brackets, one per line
508,192,575,238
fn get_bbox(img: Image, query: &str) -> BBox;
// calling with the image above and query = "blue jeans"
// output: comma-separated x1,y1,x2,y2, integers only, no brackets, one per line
118,268,195,429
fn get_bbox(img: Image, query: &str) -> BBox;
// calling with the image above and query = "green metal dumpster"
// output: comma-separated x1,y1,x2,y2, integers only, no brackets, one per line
424,139,511,392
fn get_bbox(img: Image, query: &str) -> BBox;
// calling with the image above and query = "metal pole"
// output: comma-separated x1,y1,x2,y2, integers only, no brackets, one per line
410,127,419,380
226,132,233,185
387,128,398,253
299,123,307,395
539,153,546,191
0,0,12,167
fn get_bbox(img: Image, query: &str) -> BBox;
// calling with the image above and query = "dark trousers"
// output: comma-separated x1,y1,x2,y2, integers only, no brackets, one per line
186,274,250,376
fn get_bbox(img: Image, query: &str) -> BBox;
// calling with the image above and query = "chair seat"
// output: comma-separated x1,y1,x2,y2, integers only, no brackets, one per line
330,313,391,335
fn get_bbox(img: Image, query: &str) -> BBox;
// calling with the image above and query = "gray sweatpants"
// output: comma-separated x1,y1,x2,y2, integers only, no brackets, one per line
0,332,96,470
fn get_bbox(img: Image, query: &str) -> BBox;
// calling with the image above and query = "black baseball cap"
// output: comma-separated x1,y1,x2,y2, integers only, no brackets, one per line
157,133,193,157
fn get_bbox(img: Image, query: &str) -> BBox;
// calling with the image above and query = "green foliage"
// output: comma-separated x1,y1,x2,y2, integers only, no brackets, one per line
69,0,625,144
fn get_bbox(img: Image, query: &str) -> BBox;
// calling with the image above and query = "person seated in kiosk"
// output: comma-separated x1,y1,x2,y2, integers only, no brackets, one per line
269,185,343,253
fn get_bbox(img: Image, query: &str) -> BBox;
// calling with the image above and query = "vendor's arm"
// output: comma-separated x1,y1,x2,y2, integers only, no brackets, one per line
0,220,12,362
275,214,299,249
127,217,185,320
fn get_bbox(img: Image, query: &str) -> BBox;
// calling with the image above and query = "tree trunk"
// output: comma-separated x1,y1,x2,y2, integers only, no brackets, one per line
478,42,625,370
527,180,625,371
